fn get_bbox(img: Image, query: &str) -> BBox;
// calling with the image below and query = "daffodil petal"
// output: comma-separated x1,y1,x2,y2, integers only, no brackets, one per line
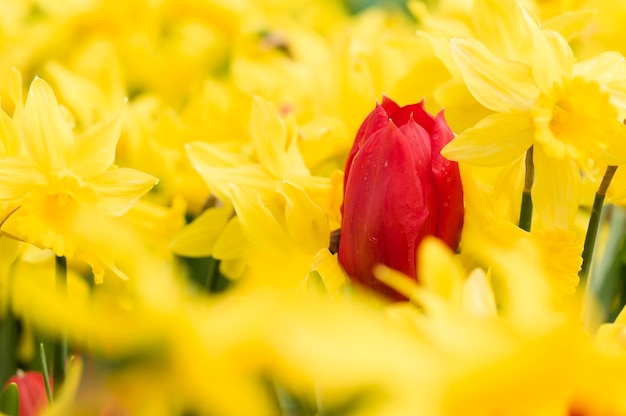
89,167,158,216
532,146,580,230
433,80,492,132
574,51,626,84
471,0,533,61
43,356,83,416
603,122,626,165
450,37,538,112
213,217,250,260
531,30,574,93
8,68,23,120
229,183,288,250
44,61,111,126
606,79,626,120
530,229,581,295
278,181,330,254
311,248,348,296
250,96,309,178
418,32,461,78
543,10,596,41
71,100,125,178
0,108,19,156
461,268,497,317
0,157,45,200
169,205,233,258
417,236,465,301
442,112,533,166
185,141,251,168
22,77,74,171
186,141,275,200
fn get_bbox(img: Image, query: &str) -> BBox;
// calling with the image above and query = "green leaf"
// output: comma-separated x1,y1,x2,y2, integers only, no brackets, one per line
0,382,19,416
585,205,626,329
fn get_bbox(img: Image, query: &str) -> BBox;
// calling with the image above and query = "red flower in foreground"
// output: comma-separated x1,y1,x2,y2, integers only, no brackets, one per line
3,371,49,416
338,97,464,300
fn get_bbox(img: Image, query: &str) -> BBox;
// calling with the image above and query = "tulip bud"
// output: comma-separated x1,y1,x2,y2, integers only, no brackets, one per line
338,97,464,300
3,371,49,416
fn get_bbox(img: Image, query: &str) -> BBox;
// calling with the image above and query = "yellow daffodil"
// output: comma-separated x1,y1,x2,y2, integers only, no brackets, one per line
43,39,125,128
460,164,583,300
187,96,341,225
0,74,157,281
374,236,498,318
442,3,626,230
414,0,596,132
216,181,337,290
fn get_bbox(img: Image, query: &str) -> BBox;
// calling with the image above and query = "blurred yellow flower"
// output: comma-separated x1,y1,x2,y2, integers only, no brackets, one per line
460,164,583,300
0,74,157,281
187,95,340,223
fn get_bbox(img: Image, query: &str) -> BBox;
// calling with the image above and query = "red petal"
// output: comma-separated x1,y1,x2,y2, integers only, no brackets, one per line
387,99,435,134
343,104,390,199
380,95,401,114
430,110,464,250
339,122,431,300
5,372,49,416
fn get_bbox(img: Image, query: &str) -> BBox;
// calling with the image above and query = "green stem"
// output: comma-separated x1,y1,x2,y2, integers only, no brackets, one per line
54,256,67,388
580,165,618,280
518,146,534,232
0,310,18,385
39,343,53,405
0,264,18,385
203,257,219,292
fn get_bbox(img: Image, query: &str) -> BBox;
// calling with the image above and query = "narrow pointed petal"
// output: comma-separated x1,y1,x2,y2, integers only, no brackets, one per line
433,79,492,131
442,112,533,166
89,168,158,216
311,248,348,296
22,77,74,171
213,217,250,260
169,205,233,258
451,38,539,112
250,96,308,179
0,157,45,200
0,109,19,156
186,141,275,201
71,101,125,178
228,183,289,250
543,10,596,41
462,268,498,317
278,181,330,254
391,100,435,134
575,51,626,84
344,103,390,187
603,122,626,165
418,32,461,78
532,146,580,230
8,68,23,122
531,30,574,93
471,0,534,61
417,236,465,301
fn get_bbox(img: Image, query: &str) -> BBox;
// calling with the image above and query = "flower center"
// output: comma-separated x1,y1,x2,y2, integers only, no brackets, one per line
534,77,618,163
46,169,97,205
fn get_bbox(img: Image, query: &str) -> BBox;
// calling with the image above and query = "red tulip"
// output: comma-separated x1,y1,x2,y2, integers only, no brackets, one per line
3,371,49,416
339,97,463,300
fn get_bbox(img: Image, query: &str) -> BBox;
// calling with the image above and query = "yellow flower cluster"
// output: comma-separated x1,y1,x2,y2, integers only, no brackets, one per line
1,0,626,415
